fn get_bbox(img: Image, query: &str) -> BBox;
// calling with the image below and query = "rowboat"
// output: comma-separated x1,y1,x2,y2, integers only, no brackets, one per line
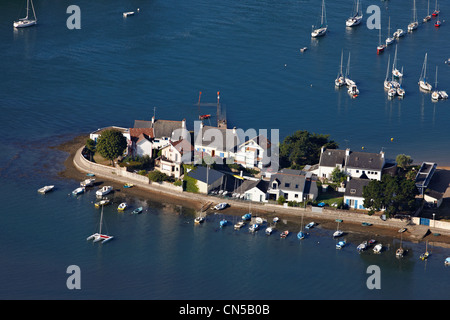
234,221,245,229
280,230,289,238
94,199,110,208
118,202,127,211
336,240,346,249
38,185,54,194
132,207,143,214
305,222,315,229
72,187,85,195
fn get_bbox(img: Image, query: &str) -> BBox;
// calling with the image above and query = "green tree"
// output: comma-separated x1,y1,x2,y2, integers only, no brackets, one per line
277,195,286,205
85,138,96,161
396,154,413,171
362,175,418,217
331,166,346,183
96,129,127,165
279,130,338,169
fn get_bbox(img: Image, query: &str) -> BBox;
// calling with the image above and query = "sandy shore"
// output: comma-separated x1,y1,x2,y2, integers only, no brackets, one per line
54,134,450,248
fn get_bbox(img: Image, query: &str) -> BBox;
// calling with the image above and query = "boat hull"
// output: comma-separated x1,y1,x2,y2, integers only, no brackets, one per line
14,20,36,28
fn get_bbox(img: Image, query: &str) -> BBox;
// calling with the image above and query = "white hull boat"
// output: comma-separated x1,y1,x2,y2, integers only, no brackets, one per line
80,178,95,187
72,187,85,195
118,202,127,211
87,204,113,244
38,185,54,194
96,185,113,197
13,0,37,28
311,0,327,38
373,243,383,253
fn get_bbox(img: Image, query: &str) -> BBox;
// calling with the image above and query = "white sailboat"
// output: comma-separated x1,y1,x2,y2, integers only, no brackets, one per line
392,45,403,78
419,53,433,92
393,28,406,39
408,0,419,32
431,66,441,100
346,0,363,27
424,0,432,22
311,0,328,38
344,52,356,87
386,17,395,45
377,26,386,54
333,220,343,237
13,0,37,28
397,69,406,98
335,50,345,87
384,55,392,90
87,204,114,243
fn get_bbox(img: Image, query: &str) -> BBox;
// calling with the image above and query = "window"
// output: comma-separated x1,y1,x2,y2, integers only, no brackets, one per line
285,183,290,188
350,189,356,194
272,183,277,189
295,184,299,189
294,194,299,198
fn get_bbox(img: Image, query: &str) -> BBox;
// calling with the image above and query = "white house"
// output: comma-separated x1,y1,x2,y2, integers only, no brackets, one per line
89,126,131,144
133,117,189,150
343,178,371,210
155,139,193,179
129,128,154,158
194,123,241,161
186,166,225,194
316,148,385,181
234,179,270,202
234,135,271,170
267,169,318,203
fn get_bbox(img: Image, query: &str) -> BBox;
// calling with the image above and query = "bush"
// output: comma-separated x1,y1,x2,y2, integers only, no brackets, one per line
277,195,286,205
148,170,169,182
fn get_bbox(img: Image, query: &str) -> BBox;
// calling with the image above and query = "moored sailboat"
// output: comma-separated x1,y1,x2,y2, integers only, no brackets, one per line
419,53,433,92
424,0,432,22
392,45,403,78
386,17,395,45
431,66,441,100
408,0,419,32
346,0,363,27
13,0,37,28
87,204,114,243
335,50,345,87
311,0,328,38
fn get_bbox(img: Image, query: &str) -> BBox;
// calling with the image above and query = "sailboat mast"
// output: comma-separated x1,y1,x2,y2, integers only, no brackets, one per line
99,205,103,234
321,0,324,26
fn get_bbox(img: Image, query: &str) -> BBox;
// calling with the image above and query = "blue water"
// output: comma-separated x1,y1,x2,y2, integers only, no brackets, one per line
0,0,449,300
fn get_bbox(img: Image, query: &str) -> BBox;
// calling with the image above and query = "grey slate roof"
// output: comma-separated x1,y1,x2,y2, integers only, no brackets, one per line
186,166,224,184
236,179,269,194
319,149,346,167
269,169,316,193
344,178,371,198
133,119,187,140
195,125,241,152
346,151,384,170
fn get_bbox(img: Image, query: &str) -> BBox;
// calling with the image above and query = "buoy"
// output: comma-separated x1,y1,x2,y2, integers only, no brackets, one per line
391,137,394,141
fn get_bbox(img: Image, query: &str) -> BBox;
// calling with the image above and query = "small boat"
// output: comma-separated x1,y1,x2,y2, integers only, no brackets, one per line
397,86,405,98
432,0,440,17
214,203,228,210
346,0,363,27
280,230,289,238
305,222,315,229
393,29,406,39
373,243,383,253
123,11,135,17
419,53,433,92
445,58,450,64
348,84,359,97
273,217,279,223
311,0,328,38
234,221,245,229
368,239,376,245
398,228,407,233
242,213,252,221
408,0,419,32
388,87,397,98
357,241,368,252
361,222,372,226
13,0,37,28
265,226,273,235
445,257,450,266
419,241,430,260
80,178,95,187
195,216,205,224
132,207,143,214
117,202,127,211
300,47,308,53
424,0,432,22
396,247,404,258
297,231,305,240
434,20,441,28
219,219,228,228
72,187,85,195
439,91,448,99
255,217,263,224
96,185,113,197
38,185,54,194
87,204,113,244
249,223,259,232
377,27,385,54
94,199,110,208
386,17,395,45
123,183,134,188
333,219,343,237
336,240,346,249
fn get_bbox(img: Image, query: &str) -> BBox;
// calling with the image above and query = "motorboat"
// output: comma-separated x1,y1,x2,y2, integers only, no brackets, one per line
388,87,397,98
219,219,228,228
297,231,305,240
80,178,95,187
195,216,205,224
123,11,135,17
300,47,308,53
87,204,113,243
336,240,346,249
445,257,450,266
234,221,245,229
242,213,252,221
118,202,127,211
333,230,343,237
373,243,383,253
439,91,448,99
346,0,363,27
311,0,328,38
96,185,113,197
94,199,110,208
280,230,289,238
72,187,85,195
432,91,440,101
265,226,273,235
38,185,54,194
214,203,228,210
396,247,404,258
123,183,134,188
397,86,405,98
13,0,37,28
348,84,359,97
273,217,279,223
132,207,143,214
357,241,368,252
305,222,315,229
255,217,263,224
434,20,441,28
393,29,405,38
249,223,259,232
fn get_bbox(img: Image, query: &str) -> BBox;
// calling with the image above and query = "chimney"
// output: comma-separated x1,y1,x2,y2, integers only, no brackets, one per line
151,116,155,126
380,151,385,158
182,118,186,128
345,148,350,156
232,127,236,134
321,146,324,154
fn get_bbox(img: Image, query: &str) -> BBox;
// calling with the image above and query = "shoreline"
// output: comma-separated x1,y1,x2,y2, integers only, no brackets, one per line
54,134,450,249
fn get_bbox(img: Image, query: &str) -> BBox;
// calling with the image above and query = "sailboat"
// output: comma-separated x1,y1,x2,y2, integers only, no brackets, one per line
424,0,432,22
431,66,441,100
397,67,406,97
311,0,328,38
13,0,37,28
419,240,430,260
408,0,419,32
377,27,386,54
432,0,440,17
393,28,406,39
419,53,433,92
384,55,392,90
344,52,356,87
87,205,114,243
396,232,405,258
346,0,363,27
392,45,403,78
335,50,345,87
333,219,343,237
297,213,305,240
386,17,395,45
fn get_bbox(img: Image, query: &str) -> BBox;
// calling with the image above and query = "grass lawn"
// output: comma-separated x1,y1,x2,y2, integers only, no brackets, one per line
93,153,113,166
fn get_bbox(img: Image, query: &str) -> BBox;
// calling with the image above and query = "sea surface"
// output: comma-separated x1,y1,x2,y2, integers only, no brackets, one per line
0,0,449,300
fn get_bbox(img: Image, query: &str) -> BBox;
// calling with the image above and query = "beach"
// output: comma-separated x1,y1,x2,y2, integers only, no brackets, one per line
54,134,450,248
